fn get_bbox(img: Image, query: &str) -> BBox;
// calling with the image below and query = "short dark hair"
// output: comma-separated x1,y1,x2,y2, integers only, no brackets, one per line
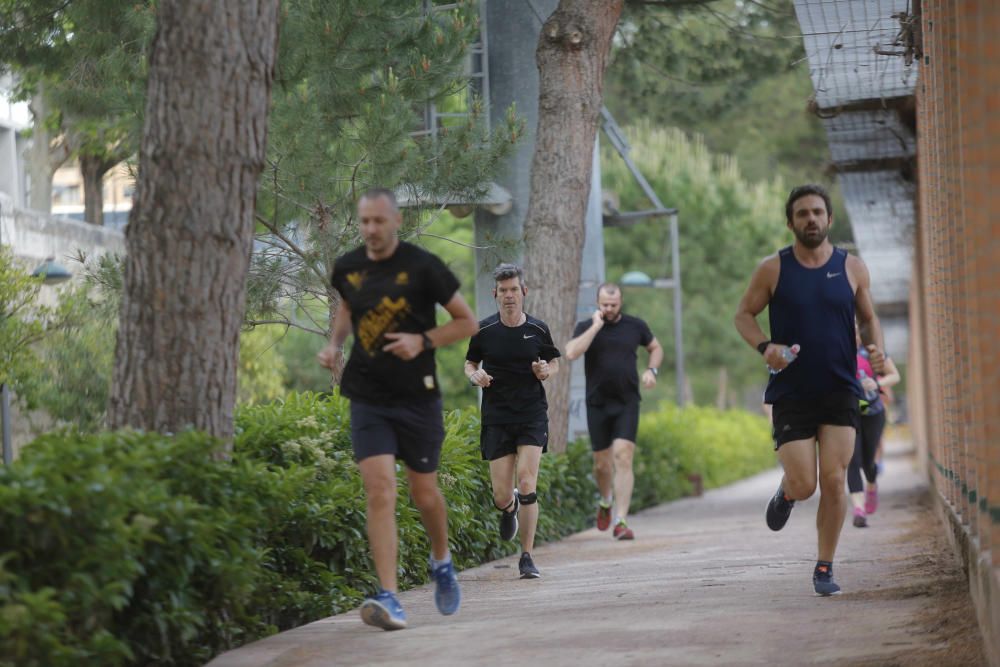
597,282,621,297
359,187,399,213
493,262,525,288
785,184,832,224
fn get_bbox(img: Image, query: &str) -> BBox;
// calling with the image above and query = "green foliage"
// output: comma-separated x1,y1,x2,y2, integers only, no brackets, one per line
0,430,292,666
414,209,479,409
19,251,298,430
274,324,334,394
16,292,114,432
0,247,49,388
237,327,289,406
1,1,153,223
602,122,786,405
247,0,522,340
633,402,774,507
16,253,121,431
607,1,812,180
606,0,854,241
0,393,771,665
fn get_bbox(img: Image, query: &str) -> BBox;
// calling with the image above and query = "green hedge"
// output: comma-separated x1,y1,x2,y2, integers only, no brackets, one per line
0,393,771,666
631,403,776,510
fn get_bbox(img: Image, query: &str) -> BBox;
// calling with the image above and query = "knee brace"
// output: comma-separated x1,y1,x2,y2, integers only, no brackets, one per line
494,495,516,512
517,490,538,506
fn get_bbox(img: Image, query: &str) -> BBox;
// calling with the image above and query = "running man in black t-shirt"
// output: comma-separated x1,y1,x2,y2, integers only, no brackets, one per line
566,283,662,541
464,263,560,579
318,188,477,631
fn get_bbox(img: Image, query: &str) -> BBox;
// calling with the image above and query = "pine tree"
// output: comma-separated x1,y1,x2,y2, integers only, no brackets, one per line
246,0,521,383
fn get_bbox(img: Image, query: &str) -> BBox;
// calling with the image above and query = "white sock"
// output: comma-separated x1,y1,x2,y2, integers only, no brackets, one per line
600,495,612,507
430,552,452,569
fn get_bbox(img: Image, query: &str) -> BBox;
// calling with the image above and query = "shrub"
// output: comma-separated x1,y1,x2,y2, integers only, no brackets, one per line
632,402,775,509
0,430,304,666
0,393,772,666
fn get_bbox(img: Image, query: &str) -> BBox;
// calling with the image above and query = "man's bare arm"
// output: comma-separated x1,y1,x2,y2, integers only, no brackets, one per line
646,337,664,369
431,291,478,346
565,310,604,360
317,296,353,377
734,256,777,350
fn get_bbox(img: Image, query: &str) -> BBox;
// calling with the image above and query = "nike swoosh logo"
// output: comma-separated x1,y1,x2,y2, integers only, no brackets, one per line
523,335,535,339
826,272,841,278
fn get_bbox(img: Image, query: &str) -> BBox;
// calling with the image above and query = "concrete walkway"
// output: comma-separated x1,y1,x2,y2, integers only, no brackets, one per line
208,442,986,667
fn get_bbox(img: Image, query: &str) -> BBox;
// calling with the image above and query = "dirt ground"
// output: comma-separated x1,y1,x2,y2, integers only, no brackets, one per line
838,490,985,667
209,442,988,667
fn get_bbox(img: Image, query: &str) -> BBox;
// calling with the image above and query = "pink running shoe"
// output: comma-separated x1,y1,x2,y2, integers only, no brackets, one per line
865,486,878,515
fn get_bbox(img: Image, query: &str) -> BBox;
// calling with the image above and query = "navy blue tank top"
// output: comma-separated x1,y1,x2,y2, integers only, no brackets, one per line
764,246,862,403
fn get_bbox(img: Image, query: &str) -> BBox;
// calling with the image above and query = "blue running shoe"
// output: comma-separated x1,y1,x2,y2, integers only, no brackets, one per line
813,564,842,596
430,560,461,615
518,551,540,579
765,485,795,531
360,590,407,630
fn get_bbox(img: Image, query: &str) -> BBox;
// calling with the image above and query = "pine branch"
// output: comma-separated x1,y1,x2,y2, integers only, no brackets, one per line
418,232,496,250
245,318,326,337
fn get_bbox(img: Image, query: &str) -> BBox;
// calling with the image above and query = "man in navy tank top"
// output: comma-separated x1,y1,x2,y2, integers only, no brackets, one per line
734,184,886,596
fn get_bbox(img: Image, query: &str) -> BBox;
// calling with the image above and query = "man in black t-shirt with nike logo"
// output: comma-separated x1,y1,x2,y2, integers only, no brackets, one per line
566,283,662,541
464,263,561,579
318,188,477,631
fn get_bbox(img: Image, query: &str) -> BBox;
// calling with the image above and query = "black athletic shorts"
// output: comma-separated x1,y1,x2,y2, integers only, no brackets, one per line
770,391,860,450
350,398,444,473
480,417,548,461
586,400,640,452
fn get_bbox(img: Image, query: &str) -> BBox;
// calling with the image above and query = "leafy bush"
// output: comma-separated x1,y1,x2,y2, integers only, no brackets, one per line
0,393,771,666
633,402,775,508
17,283,115,432
0,430,302,667
0,246,51,390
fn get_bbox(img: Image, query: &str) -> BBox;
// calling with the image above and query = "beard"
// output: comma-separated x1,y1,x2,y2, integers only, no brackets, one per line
794,225,828,249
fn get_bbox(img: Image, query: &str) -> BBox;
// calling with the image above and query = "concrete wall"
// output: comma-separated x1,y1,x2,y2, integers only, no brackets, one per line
0,191,125,263
911,2,1000,663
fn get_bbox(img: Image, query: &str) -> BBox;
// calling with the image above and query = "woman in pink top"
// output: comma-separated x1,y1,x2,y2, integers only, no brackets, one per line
848,337,900,527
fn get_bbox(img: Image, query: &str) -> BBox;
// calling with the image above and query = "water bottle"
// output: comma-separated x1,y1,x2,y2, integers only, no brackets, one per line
768,344,800,374
858,369,879,401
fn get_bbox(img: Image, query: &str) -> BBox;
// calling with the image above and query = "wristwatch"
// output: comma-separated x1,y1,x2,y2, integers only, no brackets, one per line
757,340,771,355
421,332,434,351
648,367,658,376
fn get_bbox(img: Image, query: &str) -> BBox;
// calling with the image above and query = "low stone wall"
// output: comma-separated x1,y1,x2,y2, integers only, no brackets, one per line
0,191,125,264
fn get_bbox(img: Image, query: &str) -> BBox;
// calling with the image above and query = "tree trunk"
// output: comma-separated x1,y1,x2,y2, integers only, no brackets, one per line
522,0,623,453
79,153,109,226
25,89,69,214
108,0,280,445
715,366,728,410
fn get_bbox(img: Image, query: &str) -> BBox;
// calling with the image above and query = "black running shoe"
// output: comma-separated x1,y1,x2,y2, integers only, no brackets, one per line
765,485,795,531
518,551,540,579
813,564,841,596
499,490,519,541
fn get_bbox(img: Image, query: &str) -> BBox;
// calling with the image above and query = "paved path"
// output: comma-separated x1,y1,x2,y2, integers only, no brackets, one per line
208,442,985,667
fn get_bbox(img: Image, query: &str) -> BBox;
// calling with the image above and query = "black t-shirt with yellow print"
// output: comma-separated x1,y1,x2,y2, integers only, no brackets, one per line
331,241,460,405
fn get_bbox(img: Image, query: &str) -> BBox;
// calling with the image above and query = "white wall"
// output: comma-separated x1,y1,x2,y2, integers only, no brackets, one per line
0,191,124,263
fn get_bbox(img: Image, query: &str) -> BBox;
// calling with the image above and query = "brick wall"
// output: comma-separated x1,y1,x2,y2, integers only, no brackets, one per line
912,2,1000,663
